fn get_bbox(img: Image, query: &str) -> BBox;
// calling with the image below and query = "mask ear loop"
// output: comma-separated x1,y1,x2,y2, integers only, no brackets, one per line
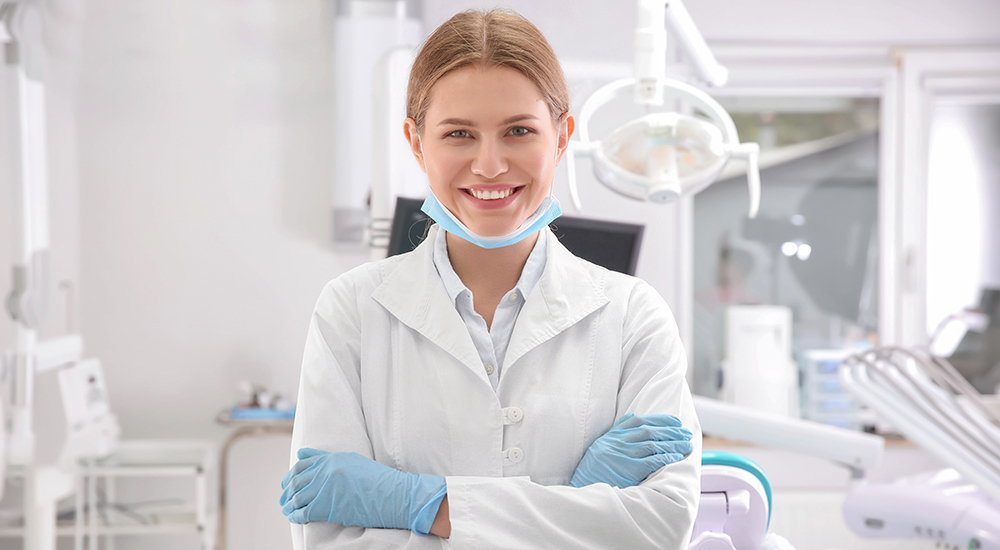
558,111,584,213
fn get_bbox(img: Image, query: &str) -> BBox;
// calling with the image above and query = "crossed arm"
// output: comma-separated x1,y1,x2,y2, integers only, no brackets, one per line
279,413,694,537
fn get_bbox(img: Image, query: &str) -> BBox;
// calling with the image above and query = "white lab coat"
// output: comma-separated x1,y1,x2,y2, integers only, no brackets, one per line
289,226,701,549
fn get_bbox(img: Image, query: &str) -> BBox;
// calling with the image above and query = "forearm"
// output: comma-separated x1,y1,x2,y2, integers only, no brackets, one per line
444,472,699,549
428,495,450,538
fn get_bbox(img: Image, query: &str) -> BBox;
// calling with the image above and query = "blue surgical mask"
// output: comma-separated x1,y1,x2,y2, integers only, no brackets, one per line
420,192,562,249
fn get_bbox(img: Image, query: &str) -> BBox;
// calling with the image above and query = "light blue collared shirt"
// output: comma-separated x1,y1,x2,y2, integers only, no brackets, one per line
432,227,547,391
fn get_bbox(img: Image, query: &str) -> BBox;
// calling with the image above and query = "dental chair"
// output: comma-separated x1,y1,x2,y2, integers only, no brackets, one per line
691,396,885,550
690,451,778,550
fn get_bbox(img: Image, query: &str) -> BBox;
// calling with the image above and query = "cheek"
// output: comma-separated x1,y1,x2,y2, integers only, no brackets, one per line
424,150,462,185
520,146,558,184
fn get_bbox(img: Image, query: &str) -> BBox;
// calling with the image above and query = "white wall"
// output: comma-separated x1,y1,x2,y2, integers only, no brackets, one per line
425,0,1000,59
71,0,366,547
3,0,999,549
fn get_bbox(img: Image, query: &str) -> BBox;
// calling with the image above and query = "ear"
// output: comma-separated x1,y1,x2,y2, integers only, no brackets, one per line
403,118,427,173
554,113,575,165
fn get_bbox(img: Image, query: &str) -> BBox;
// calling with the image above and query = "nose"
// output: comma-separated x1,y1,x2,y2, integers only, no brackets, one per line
470,138,508,179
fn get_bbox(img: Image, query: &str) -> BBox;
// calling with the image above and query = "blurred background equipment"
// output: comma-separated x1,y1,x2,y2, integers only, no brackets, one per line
331,0,423,248
721,305,799,417
839,346,1000,548
929,288,1000,395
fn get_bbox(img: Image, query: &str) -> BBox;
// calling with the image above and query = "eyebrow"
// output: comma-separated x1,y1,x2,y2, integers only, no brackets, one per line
437,114,540,127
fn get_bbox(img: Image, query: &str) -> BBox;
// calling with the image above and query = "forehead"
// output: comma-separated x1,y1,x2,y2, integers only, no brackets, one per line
425,64,549,124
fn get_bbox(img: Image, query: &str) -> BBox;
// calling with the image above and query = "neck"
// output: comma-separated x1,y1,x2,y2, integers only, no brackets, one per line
445,231,538,297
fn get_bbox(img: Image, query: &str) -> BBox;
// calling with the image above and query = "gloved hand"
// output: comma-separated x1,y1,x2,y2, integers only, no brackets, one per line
279,448,447,534
570,413,693,489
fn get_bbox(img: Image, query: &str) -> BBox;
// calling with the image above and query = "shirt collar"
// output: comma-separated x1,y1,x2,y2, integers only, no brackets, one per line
432,226,548,305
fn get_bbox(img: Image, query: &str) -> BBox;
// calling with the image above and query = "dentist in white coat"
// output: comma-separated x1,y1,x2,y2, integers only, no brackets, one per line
280,9,702,549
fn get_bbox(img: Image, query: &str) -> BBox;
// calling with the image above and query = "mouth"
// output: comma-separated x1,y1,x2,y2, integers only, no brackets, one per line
463,186,523,201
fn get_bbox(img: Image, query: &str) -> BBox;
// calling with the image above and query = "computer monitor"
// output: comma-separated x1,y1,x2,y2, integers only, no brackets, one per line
387,197,645,276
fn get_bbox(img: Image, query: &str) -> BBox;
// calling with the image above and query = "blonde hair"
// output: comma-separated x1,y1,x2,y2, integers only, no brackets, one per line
406,9,569,132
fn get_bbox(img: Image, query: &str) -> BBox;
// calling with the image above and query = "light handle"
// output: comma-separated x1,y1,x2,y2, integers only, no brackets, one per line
730,142,761,219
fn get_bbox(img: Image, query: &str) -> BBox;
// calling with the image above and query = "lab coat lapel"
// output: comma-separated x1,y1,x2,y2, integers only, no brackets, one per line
371,228,485,378
504,229,610,369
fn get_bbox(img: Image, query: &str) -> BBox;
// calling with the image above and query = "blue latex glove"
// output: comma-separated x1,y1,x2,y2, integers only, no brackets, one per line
570,413,693,488
279,448,447,534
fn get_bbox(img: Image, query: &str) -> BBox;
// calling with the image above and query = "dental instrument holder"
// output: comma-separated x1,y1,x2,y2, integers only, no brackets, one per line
840,347,1000,500
839,347,1000,548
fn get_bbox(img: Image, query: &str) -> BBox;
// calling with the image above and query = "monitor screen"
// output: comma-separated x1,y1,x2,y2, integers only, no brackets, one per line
387,197,644,276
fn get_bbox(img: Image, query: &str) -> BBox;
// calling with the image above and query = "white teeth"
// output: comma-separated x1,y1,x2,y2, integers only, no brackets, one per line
472,188,514,200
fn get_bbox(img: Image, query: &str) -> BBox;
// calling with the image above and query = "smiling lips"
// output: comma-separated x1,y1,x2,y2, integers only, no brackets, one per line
465,187,521,201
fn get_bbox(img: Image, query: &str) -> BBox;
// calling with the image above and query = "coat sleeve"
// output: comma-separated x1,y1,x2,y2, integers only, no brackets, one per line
288,276,447,550
445,280,702,549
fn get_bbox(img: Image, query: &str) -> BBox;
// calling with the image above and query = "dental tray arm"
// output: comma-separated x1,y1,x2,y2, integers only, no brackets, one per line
693,395,885,478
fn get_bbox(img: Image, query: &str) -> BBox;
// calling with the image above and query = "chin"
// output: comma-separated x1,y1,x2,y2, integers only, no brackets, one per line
469,225,517,237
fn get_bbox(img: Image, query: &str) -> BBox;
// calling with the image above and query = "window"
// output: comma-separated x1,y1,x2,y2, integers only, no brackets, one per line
692,96,880,426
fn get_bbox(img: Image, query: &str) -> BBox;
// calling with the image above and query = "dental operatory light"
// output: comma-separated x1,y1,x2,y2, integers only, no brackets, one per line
566,0,761,218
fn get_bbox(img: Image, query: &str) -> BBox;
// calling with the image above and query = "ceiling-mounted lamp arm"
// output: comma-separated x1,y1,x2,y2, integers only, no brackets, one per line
633,0,666,104
663,0,728,88
634,0,728,104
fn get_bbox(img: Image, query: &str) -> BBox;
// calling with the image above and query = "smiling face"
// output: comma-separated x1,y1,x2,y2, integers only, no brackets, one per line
405,64,573,238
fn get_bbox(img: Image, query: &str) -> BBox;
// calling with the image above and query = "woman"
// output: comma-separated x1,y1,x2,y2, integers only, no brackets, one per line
279,9,701,549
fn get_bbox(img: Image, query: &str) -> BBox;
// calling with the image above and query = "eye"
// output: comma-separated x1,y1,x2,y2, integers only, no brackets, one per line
446,129,469,139
508,126,534,136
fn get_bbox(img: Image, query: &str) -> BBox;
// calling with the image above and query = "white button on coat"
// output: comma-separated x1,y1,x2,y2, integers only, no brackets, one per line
506,447,524,463
290,226,701,550
504,407,523,424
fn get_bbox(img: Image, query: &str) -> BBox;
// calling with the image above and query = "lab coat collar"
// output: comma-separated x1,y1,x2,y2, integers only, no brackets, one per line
504,228,610,369
371,225,610,378
372,226,485,376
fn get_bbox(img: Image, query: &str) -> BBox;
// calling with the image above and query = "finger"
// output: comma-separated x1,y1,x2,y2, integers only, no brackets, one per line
286,508,308,524
630,414,683,428
613,414,684,432
279,481,299,508
642,425,692,441
622,439,690,458
297,447,326,460
293,455,323,475
281,480,319,516
619,425,692,444
279,469,318,507
625,439,694,458
281,455,321,490
281,495,302,516
641,452,686,475
613,413,636,428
